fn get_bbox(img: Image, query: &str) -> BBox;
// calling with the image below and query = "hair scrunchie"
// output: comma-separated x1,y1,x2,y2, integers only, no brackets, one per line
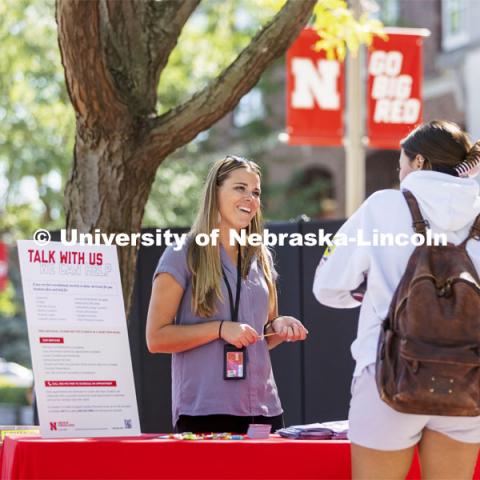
454,156,480,178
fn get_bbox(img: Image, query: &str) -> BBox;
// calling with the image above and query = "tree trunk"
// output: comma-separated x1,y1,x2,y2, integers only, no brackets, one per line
65,122,158,315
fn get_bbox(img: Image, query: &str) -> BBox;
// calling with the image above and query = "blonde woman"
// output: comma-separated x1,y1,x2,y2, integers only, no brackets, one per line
146,155,308,433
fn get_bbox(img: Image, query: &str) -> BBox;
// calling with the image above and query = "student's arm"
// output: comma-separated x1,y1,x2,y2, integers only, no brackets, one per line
146,273,259,353
313,201,370,309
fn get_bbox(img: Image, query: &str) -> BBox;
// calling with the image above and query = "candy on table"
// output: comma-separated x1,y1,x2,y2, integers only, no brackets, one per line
158,432,245,440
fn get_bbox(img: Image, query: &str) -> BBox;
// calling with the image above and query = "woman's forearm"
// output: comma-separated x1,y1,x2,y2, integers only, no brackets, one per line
147,321,222,354
264,319,284,350
266,335,284,350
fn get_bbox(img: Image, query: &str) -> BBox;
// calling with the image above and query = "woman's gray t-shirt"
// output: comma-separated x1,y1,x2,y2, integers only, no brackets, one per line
153,242,283,426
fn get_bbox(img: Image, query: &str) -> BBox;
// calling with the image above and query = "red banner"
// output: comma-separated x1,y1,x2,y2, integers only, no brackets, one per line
367,29,425,149
286,28,344,146
0,242,7,291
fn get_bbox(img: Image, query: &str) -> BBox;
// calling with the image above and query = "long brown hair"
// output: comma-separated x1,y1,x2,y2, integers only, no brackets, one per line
187,155,276,317
400,120,480,175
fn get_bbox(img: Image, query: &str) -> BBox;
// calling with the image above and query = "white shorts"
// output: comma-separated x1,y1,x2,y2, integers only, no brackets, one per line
348,364,480,451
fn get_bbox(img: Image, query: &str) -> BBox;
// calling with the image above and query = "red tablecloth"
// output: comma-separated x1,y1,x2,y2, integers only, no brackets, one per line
0,434,478,479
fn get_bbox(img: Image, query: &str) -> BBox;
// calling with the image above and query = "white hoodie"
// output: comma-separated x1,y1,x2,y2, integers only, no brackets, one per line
313,171,480,377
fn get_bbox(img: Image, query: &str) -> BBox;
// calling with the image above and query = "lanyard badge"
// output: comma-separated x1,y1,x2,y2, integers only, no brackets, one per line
224,344,246,379
222,247,247,380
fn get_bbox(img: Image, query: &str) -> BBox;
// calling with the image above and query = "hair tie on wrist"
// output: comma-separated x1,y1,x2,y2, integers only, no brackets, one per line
218,320,225,340
263,316,281,335
263,321,272,335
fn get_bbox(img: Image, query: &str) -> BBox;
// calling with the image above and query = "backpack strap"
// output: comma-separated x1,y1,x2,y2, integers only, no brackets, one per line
461,214,480,247
402,190,429,236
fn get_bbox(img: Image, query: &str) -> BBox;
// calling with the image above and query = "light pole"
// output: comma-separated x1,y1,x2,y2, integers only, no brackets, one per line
345,0,366,217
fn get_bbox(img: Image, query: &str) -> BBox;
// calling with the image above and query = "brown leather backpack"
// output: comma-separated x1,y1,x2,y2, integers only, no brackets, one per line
376,190,480,416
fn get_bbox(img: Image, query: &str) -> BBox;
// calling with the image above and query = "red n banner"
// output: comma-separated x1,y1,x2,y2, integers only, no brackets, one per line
286,28,344,146
286,28,427,150
367,29,426,149
0,242,7,291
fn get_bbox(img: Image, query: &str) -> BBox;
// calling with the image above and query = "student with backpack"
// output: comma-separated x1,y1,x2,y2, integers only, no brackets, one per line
313,120,480,479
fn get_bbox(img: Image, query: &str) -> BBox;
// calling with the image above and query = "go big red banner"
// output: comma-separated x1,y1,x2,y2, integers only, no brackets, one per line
0,242,7,291
286,28,426,149
367,30,424,149
286,28,344,146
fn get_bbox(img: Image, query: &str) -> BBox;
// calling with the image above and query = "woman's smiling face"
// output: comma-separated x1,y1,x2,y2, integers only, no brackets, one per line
217,167,261,232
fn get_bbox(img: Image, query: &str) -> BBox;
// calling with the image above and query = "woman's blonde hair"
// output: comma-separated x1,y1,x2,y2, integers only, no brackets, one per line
187,155,277,317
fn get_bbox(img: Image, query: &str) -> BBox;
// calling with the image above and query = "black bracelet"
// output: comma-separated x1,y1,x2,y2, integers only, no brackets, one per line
218,320,225,340
264,316,281,334
263,321,272,335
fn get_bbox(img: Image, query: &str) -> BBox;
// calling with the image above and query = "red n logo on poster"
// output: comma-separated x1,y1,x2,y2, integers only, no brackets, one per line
286,28,344,146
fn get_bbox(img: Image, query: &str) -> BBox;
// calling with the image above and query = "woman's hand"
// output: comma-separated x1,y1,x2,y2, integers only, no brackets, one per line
271,316,308,342
221,322,260,349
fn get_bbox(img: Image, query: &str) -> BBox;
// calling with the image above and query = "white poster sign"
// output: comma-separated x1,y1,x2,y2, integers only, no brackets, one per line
17,240,140,438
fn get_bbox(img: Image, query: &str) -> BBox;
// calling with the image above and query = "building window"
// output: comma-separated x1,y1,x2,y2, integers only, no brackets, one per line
442,0,469,51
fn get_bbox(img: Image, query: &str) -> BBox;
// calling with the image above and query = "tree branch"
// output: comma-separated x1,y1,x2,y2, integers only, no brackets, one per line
148,0,201,93
98,0,154,116
98,0,200,117
56,0,131,133
140,0,316,168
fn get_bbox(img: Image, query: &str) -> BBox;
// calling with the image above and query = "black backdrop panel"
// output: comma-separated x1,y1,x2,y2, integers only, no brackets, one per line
301,221,359,423
267,222,303,426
